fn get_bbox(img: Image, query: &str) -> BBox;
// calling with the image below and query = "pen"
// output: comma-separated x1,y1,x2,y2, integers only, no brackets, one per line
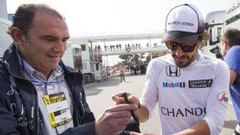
122,93,139,122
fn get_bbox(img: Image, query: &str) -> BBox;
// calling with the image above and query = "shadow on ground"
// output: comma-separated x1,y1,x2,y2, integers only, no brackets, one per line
223,120,237,129
84,77,131,96
92,77,123,87
86,78,120,96
85,88,103,96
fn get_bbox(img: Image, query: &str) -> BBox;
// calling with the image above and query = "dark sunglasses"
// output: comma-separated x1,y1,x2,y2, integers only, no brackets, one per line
165,42,196,52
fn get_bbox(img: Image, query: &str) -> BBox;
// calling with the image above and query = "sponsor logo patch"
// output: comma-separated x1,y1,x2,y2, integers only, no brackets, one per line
217,91,228,107
166,65,181,77
162,82,185,88
161,107,206,117
188,79,213,88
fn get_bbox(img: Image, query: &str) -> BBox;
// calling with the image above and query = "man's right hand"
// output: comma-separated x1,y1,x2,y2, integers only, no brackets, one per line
112,92,140,107
112,92,149,123
95,104,137,135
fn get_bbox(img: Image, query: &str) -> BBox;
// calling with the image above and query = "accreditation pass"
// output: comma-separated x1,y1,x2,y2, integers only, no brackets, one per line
43,92,72,128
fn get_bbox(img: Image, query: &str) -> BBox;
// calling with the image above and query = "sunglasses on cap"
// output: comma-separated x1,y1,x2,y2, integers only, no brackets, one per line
165,42,197,52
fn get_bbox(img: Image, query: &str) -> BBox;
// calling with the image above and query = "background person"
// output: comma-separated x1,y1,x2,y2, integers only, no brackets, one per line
221,28,240,135
113,4,230,135
120,66,126,82
0,4,136,135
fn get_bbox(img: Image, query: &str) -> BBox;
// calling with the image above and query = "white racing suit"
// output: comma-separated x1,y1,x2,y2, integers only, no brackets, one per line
140,52,230,135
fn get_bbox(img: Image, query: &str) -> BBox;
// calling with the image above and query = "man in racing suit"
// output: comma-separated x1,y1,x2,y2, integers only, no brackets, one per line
113,4,230,135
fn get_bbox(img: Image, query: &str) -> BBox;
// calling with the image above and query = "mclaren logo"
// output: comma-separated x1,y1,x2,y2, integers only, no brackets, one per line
166,66,181,77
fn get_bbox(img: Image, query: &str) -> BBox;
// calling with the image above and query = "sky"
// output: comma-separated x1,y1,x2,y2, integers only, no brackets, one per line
6,0,236,37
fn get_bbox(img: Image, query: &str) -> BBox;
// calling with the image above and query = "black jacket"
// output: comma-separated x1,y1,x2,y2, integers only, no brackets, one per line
0,44,96,135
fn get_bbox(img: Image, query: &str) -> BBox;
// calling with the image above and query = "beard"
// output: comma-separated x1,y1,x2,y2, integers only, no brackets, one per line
172,54,195,68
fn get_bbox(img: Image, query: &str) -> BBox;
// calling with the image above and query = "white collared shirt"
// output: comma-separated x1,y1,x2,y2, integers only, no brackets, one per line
18,53,74,135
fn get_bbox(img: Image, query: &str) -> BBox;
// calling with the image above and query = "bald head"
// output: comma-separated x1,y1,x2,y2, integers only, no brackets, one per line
11,4,64,36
